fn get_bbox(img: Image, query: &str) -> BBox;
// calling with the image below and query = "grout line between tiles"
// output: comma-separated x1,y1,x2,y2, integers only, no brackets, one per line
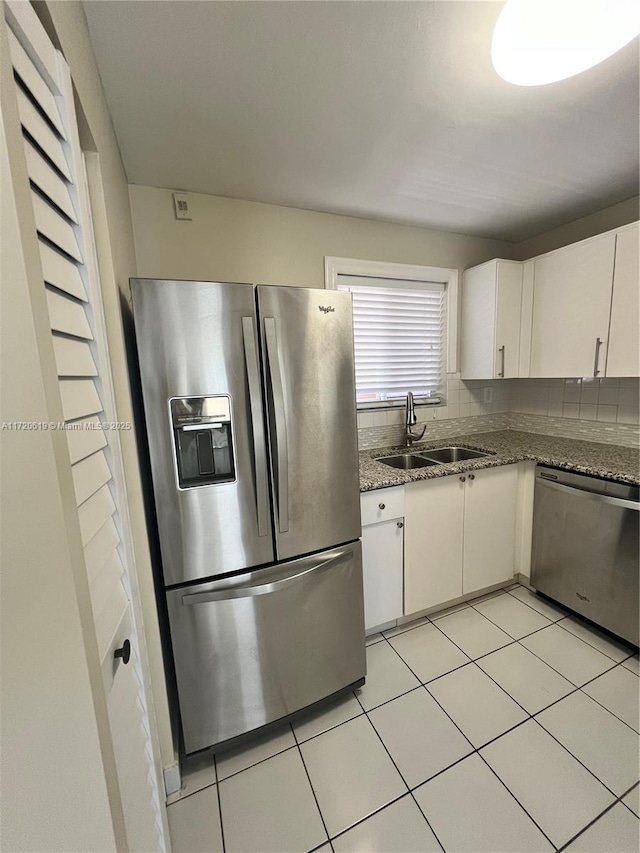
504,587,569,621
359,710,447,853
528,715,624,802
214,742,299,784
473,749,559,851
468,595,555,639
325,790,425,849
426,610,516,668
511,629,621,691
294,734,333,852
555,793,633,852
292,708,365,746
619,782,640,819
209,752,227,853
215,778,227,853
576,667,640,735
554,618,637,664
381,616,430,641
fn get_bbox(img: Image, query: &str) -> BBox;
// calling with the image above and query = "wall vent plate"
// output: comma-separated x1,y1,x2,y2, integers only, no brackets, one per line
172,192,192,221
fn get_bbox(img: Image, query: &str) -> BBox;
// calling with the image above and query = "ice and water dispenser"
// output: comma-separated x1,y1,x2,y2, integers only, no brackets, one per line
170,395,235,488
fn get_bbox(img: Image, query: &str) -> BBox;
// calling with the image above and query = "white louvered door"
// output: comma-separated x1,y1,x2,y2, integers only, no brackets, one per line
5,5,165,851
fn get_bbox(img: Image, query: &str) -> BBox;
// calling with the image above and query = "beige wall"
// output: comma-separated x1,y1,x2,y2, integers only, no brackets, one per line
0,65,116,853
39,0,175,770
514,195,639,259
129,184,516,286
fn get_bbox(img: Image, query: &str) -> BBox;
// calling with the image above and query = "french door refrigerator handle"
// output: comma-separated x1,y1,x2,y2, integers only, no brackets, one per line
181,549,351,604
242,317,270,537
264,316,289,533
538,477,639,511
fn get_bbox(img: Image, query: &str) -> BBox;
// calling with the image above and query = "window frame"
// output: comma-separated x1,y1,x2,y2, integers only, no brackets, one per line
324,256,458,409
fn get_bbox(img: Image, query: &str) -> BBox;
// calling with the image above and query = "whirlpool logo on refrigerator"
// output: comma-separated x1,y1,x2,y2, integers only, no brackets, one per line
318,305,335,314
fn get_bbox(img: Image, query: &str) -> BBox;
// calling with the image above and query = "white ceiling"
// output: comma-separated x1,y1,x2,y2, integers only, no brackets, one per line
83,0,639,242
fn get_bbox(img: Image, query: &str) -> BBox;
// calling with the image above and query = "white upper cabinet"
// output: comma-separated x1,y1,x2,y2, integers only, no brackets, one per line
606,223,640,377
461,260,523,379
529,233,616,378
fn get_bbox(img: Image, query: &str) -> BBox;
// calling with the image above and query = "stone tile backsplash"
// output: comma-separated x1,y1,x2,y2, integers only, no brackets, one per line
508,377,639,425
357,375,640,450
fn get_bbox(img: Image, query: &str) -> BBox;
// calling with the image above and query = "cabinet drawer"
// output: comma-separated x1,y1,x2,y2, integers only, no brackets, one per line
361,487,405,527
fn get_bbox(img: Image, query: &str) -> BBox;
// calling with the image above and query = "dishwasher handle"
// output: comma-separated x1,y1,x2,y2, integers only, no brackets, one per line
537,477,639,511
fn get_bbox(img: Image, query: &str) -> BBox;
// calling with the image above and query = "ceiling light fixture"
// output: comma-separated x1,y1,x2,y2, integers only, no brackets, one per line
492,0,640,86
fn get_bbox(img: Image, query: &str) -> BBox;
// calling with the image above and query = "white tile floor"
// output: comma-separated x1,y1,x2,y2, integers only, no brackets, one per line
167,584,640,853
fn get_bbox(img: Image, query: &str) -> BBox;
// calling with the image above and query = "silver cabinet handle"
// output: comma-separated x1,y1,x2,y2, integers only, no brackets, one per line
396,521,404,529
593,337,603,376
264,317,289,533
468,473,475,481
242,317,269,537
460,476,466,482
379,502,386,510
181,549,352,604
498,345,505,378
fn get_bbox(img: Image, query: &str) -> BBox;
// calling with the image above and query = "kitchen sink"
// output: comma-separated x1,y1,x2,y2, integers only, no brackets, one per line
418,446,492,463
377,454,438,470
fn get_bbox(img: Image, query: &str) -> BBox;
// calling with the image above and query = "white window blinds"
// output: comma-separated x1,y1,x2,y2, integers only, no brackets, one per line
337,275,446,404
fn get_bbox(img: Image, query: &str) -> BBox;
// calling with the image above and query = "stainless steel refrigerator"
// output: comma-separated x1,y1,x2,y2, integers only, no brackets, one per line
131,279,365,754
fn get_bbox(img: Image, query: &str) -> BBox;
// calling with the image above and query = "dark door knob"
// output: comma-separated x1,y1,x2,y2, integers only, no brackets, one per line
114,639,131,665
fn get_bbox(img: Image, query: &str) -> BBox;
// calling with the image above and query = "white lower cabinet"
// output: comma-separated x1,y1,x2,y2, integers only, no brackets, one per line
462,465,518,593
404,465,519,615
361,517,404,631
404,475,465,614
360,486,405,631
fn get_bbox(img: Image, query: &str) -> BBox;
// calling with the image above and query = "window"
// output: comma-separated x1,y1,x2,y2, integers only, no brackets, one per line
336,274,447,407
326,257,458,409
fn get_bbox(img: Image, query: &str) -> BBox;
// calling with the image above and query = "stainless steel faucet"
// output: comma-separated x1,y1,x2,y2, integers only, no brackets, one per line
404,391,426,447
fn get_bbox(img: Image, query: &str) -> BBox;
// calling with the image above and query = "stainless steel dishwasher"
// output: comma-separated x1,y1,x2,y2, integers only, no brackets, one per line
531,466,639,647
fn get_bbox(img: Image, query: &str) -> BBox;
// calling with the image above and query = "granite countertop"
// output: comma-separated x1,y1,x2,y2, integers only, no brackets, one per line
359,429,640,491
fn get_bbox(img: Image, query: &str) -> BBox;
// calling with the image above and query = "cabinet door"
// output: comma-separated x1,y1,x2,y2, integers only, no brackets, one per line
404,477,464,614
461,262,496,379
361,519,403,631
495,262,523,378
530,234,615,377
463,465,518,594
606,224,640,377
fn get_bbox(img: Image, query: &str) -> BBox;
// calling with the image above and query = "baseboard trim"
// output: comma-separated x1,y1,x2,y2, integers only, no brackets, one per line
163,763,181,799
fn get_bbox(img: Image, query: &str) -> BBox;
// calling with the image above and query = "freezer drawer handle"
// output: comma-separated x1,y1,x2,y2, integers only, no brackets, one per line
538,477,639,511
242,317,270,537
264,317,289,533
181,550,351,605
